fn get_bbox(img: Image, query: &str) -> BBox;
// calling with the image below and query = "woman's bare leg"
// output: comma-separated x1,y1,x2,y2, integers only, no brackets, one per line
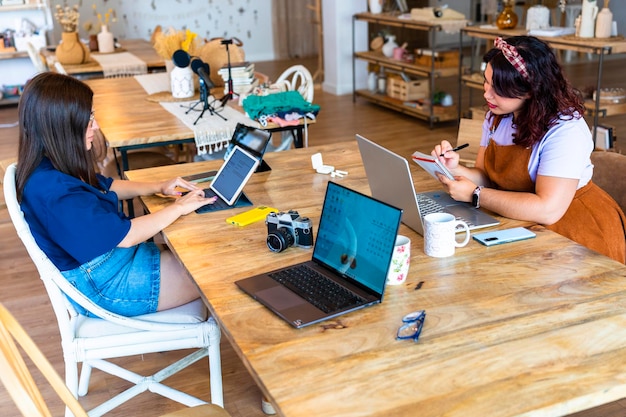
157,249,201,311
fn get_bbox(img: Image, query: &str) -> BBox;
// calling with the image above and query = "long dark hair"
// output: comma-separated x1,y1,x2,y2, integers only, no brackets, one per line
16,72,99,201
484,35,585,148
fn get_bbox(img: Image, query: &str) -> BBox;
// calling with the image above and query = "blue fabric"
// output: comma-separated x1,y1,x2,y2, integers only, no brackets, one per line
21,158,131,271
61,243,160,317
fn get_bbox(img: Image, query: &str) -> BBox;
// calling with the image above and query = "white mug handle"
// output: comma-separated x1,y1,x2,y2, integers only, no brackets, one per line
454,221,471,247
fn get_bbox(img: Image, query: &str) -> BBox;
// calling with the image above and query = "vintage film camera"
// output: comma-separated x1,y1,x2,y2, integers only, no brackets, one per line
266,210,314,252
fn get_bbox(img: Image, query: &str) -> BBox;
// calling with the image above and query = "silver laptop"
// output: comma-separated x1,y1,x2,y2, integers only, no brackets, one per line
356,134,499,235
235,181,403,328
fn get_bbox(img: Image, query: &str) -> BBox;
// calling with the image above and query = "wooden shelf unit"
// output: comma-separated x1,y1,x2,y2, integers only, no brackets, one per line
352,12,460,128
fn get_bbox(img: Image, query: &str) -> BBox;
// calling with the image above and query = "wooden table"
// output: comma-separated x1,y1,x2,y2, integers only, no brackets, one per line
44,39,166,78
85,75,314,174
126,141,626,417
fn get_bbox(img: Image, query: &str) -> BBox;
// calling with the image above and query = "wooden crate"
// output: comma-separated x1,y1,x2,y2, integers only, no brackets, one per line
415,49,460,69
386,76,428,101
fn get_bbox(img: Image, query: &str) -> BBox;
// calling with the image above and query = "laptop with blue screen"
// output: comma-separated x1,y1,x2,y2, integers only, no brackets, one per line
235,181,403,328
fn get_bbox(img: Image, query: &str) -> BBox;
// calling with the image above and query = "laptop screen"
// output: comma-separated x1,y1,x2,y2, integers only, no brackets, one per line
224,123,271,161
210,145,259,205
312,182,403,296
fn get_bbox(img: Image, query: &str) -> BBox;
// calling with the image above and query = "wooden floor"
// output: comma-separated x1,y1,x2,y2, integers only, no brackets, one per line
1,55,626,417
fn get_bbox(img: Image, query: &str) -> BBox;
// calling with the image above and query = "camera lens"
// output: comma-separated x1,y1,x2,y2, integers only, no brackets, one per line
266,228,294,252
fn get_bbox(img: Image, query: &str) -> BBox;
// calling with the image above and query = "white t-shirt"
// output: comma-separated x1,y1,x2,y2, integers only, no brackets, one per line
480,113,593,189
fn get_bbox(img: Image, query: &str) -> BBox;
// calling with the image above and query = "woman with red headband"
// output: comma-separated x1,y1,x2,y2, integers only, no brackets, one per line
432,35,626,263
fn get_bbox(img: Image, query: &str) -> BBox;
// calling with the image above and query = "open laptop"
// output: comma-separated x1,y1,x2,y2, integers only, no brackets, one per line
356,134,499,235
235,181,403,328
195,145,259,213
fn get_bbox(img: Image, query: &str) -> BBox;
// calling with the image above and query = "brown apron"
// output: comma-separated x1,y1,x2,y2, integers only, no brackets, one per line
484,140,626,264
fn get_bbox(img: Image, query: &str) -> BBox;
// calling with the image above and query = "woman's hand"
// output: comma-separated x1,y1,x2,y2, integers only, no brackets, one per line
173,188,217,216
436,173,476,203
159,177,200,196
432,140,460,171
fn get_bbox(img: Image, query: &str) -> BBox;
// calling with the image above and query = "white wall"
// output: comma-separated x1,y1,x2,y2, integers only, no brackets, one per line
321,0,368,96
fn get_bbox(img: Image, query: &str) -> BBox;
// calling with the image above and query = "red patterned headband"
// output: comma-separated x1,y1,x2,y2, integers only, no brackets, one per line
494,37,530,81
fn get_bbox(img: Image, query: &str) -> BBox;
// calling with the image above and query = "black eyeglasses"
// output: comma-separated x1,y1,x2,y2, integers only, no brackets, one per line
396,310,426,342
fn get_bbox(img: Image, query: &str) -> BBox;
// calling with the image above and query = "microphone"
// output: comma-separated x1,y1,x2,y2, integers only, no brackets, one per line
172,49,190,68
191,57,214,88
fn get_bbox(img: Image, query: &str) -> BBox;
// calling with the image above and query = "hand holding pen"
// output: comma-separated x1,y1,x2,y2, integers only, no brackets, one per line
440,143,469,157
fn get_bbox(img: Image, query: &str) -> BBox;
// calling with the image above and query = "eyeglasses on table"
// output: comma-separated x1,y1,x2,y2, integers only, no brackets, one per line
396,310,426,343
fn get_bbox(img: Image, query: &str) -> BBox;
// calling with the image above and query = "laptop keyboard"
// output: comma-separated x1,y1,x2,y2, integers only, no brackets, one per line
269,265,366,314
416,194,476,227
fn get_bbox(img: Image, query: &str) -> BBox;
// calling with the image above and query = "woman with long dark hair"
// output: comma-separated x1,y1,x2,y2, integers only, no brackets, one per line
16,72,216,316
431,36,626,263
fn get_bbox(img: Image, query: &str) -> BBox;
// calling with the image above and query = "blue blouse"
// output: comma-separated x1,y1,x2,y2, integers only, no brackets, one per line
21,158,131,271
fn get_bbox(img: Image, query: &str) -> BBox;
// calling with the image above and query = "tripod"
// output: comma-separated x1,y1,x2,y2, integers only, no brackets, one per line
219,38,238,107
183,78,226,125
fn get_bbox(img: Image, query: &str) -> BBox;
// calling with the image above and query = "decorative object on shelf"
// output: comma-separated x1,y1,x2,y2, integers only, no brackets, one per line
368,72,378,92
88,34,98,52
526,5,550,31
381,35,398,58
578,0,598,38
496,0,518,30
53,4,89,65
370,35,384,53
368,0,383,14
595,0,612,38
97,25,114,53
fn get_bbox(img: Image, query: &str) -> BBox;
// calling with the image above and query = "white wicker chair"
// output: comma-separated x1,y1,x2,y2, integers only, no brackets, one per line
3,163,223,417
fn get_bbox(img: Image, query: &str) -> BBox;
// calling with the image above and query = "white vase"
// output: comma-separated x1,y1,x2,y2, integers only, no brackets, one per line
369,0,382,14
595,8,613,38
170,65,194,98
97,25,115,53
579,0,598,38
382,35,398,58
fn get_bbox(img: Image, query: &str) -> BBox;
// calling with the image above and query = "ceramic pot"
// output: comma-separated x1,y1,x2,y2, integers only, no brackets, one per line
369,0,382,14
382,35,398,58
97,25,115,53
496,3,518,30
170,65,195,98
579,0,598,38
595,8,613,38
55,31,90,65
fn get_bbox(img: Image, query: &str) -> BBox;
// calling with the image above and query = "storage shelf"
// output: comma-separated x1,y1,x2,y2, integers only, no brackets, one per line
352,12,459,127
355,51,458,79
0,50,28,60
355,89,458,123
0,1,45,12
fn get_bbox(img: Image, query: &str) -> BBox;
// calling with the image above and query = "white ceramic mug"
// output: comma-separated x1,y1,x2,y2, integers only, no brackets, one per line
386,235,411,285
423,213,470,258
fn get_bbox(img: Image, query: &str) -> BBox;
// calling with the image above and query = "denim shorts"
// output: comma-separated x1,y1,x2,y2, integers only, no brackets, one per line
61,242,160,317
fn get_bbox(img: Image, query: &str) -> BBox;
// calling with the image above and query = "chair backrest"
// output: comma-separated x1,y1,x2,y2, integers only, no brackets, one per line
590,151,626,214
456,118,483,167
3,163,204,333
0,302,89,417
26,41,48,73
274,64,314,102
54,61,67,75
